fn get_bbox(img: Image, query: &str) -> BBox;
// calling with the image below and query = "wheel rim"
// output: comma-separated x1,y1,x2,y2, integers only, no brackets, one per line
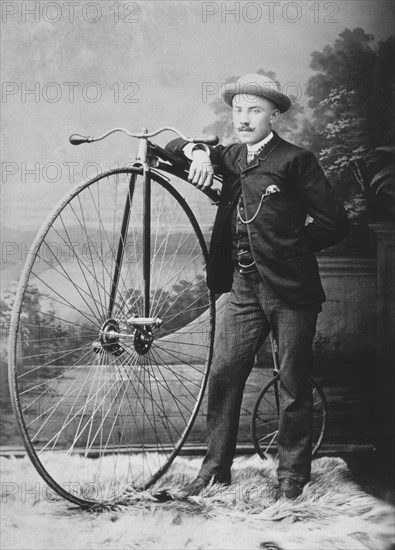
252,376,327,459
8,169,214,505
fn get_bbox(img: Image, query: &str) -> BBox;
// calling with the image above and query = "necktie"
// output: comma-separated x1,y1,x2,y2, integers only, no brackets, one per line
247,145,265,163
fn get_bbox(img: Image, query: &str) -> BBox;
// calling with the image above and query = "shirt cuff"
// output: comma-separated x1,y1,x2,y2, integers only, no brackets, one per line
183,143,210,159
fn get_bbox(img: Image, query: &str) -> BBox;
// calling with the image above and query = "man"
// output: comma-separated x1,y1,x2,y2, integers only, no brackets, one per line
165,74,349,500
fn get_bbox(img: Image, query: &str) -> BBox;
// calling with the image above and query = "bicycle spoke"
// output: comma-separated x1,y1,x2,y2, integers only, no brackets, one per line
64,202,128,316
29,270,101,328
34,245,104,322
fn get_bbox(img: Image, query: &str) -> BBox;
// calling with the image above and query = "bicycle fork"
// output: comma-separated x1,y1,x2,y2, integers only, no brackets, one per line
270,333,281,415
107,172,136,319
97,130,161,357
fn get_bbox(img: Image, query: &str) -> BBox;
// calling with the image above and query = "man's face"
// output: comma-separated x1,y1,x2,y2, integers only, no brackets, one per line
232,94,279,144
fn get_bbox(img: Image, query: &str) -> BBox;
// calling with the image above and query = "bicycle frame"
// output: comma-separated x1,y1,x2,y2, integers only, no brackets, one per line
270,333,280,375
70,126,219,345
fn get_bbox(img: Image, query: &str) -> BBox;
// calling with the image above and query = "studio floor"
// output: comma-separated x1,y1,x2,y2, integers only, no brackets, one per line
2,450,394,550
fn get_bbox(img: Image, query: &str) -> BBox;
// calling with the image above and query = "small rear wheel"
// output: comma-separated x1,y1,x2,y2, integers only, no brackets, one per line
251,374,327,460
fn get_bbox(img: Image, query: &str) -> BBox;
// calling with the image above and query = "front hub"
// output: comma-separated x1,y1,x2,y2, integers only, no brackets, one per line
92,316,161,356
98,318,124,356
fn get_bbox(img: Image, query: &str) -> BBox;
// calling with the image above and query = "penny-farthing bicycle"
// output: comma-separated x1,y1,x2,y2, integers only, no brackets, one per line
8,126,327,507
8,127,220,507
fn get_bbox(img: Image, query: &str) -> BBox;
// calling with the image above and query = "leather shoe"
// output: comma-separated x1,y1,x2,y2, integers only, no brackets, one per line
275,479,304,501
212,472,231,486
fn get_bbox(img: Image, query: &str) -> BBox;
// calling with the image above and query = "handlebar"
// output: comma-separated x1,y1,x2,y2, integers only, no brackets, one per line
69,126,219,146
69,126,222,205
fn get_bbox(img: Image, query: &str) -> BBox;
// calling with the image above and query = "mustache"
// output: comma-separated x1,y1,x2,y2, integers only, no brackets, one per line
237,126,254,132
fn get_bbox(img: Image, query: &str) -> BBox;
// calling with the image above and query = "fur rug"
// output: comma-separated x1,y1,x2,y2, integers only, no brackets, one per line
1,454,394,550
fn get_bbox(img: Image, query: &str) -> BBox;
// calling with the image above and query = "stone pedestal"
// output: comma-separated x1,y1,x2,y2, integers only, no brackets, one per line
369,223,395,450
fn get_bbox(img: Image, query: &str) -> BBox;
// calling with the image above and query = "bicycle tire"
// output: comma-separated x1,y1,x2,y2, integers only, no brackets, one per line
8,167,215,506
251,374,327,460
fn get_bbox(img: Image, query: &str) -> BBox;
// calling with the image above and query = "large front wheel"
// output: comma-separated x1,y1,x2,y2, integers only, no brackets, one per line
8,168,215,506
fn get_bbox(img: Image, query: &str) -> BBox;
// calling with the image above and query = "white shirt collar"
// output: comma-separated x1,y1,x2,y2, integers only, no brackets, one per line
246,131,274,152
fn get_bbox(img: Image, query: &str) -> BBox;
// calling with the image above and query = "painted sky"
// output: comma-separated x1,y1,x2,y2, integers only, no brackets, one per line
1,0,394,234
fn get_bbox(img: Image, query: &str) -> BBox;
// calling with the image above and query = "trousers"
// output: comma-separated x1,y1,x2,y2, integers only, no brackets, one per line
198,267,318,485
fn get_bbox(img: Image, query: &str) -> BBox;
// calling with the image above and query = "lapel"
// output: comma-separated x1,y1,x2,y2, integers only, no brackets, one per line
236,132,281,174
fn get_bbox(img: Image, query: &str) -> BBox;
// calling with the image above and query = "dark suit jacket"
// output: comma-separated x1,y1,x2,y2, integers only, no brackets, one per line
165,132,349,309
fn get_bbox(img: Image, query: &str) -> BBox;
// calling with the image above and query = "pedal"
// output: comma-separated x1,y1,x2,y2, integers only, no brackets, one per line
92,341,103,354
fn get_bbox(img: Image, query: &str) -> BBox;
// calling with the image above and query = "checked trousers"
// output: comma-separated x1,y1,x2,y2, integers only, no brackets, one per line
198,268,319,485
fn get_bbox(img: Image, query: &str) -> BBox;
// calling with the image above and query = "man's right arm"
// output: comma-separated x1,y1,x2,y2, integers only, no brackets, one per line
165,138,223,190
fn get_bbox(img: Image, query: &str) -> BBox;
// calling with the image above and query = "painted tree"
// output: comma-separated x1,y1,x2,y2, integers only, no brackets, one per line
305,28,395,221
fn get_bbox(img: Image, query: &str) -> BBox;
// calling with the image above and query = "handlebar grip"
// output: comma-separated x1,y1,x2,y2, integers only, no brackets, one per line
69,134,91,145
192,135,219,146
